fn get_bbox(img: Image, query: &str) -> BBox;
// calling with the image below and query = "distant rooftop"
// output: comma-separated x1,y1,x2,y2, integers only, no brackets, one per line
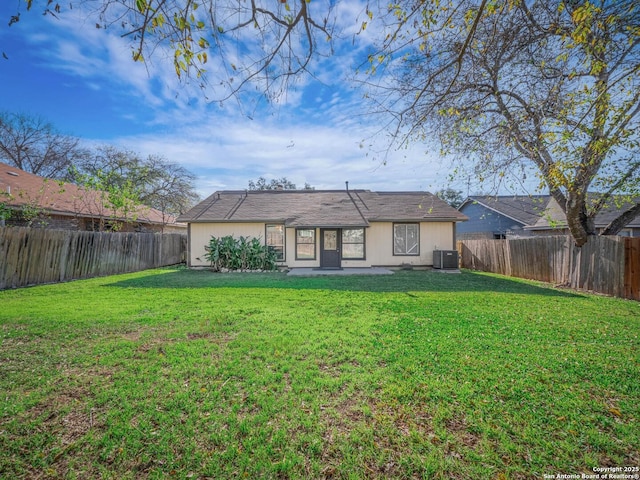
460,194,640,228
0,161,181,226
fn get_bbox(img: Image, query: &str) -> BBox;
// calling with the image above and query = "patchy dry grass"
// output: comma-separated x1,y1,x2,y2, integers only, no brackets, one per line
0,268,638,479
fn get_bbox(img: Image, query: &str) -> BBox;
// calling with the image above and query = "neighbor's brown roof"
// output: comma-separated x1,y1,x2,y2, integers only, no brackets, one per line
178,189,468,226
0,161,181,226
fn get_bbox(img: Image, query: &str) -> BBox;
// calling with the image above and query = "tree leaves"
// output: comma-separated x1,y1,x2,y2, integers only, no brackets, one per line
247,176,313,191
70,146,200,216
136,0,147,14
363,0,640,245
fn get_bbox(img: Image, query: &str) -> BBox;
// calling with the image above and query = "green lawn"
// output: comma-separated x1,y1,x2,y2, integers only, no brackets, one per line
1,268,638,479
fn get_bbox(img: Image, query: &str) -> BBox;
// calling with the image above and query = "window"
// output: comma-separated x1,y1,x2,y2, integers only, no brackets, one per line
266,224,285,261
342,228,365,259
296,228,316,260
394,223,419,255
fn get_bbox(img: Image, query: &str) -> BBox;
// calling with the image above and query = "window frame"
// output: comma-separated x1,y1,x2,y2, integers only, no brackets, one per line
295,228,316,260
341,228,366,260
265,224,285,262
393,223,420,256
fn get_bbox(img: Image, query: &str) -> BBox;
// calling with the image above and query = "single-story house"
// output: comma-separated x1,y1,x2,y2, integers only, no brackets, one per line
457,194,640,239
177,189,468,269
0,161,186,233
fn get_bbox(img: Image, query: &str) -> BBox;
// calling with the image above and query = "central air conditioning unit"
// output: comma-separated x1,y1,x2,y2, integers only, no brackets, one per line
433,250,459,270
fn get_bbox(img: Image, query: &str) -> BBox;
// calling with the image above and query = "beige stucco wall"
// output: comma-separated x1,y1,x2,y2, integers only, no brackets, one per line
188,221,456,268
357,221,454,267
188,222,267,267
285,227,320,268
287,222,456,268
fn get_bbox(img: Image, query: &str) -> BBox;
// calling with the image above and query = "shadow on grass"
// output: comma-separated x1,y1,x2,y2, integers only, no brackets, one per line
106,268,582,298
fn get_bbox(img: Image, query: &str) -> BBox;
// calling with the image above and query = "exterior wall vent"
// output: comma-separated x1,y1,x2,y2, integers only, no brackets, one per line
433,250,458,269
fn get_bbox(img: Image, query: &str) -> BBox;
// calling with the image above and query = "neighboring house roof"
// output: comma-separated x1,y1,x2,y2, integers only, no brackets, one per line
527,194,640,230
178,190,468,226
459,194,640,230
459,195,552,227
0,161,182,227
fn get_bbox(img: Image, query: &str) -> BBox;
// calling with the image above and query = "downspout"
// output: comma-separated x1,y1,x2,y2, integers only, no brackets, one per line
452,222,457,249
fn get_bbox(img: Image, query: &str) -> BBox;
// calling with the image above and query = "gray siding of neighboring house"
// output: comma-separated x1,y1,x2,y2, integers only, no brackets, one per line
457,202,526,239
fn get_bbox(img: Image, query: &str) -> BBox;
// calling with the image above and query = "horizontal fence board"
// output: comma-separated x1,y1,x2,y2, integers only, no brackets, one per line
458,235,635,300
0,227,186,289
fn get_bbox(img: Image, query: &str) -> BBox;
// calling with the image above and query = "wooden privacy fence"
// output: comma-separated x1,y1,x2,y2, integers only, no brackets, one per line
0,227,187,289
458,235,640,301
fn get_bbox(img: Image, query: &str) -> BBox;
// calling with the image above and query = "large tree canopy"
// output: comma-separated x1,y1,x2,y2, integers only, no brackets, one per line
365,0,640,246
9,0,640,246
69,146,201,216
0,111,87,179
0,111,200,217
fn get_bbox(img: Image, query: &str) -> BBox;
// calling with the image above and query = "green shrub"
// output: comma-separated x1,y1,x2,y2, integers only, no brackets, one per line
204,235,278,271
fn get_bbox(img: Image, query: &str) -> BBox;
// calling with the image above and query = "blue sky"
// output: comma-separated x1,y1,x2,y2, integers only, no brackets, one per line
0,1,462,198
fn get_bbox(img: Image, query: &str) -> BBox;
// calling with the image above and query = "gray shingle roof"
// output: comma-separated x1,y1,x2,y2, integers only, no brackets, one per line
461,195,551,226
528,194,640,229
460,194,640,229
178,190,468,225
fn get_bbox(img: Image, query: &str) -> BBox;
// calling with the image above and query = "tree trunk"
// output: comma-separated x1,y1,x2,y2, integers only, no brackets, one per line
565,194,596,247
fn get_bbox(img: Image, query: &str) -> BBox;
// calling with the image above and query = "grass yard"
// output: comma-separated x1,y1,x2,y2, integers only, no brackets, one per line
0,268,638,479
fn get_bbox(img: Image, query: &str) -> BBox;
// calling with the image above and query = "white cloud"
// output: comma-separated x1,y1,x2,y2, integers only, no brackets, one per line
3,0,458,198
107,113,452,197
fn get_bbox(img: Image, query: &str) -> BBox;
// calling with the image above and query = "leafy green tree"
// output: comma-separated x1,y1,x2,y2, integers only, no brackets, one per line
72,167,143,231
435,188,464,209
0,190,13,226
69,146,200,217
248,177,313,191
0,178,66,228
